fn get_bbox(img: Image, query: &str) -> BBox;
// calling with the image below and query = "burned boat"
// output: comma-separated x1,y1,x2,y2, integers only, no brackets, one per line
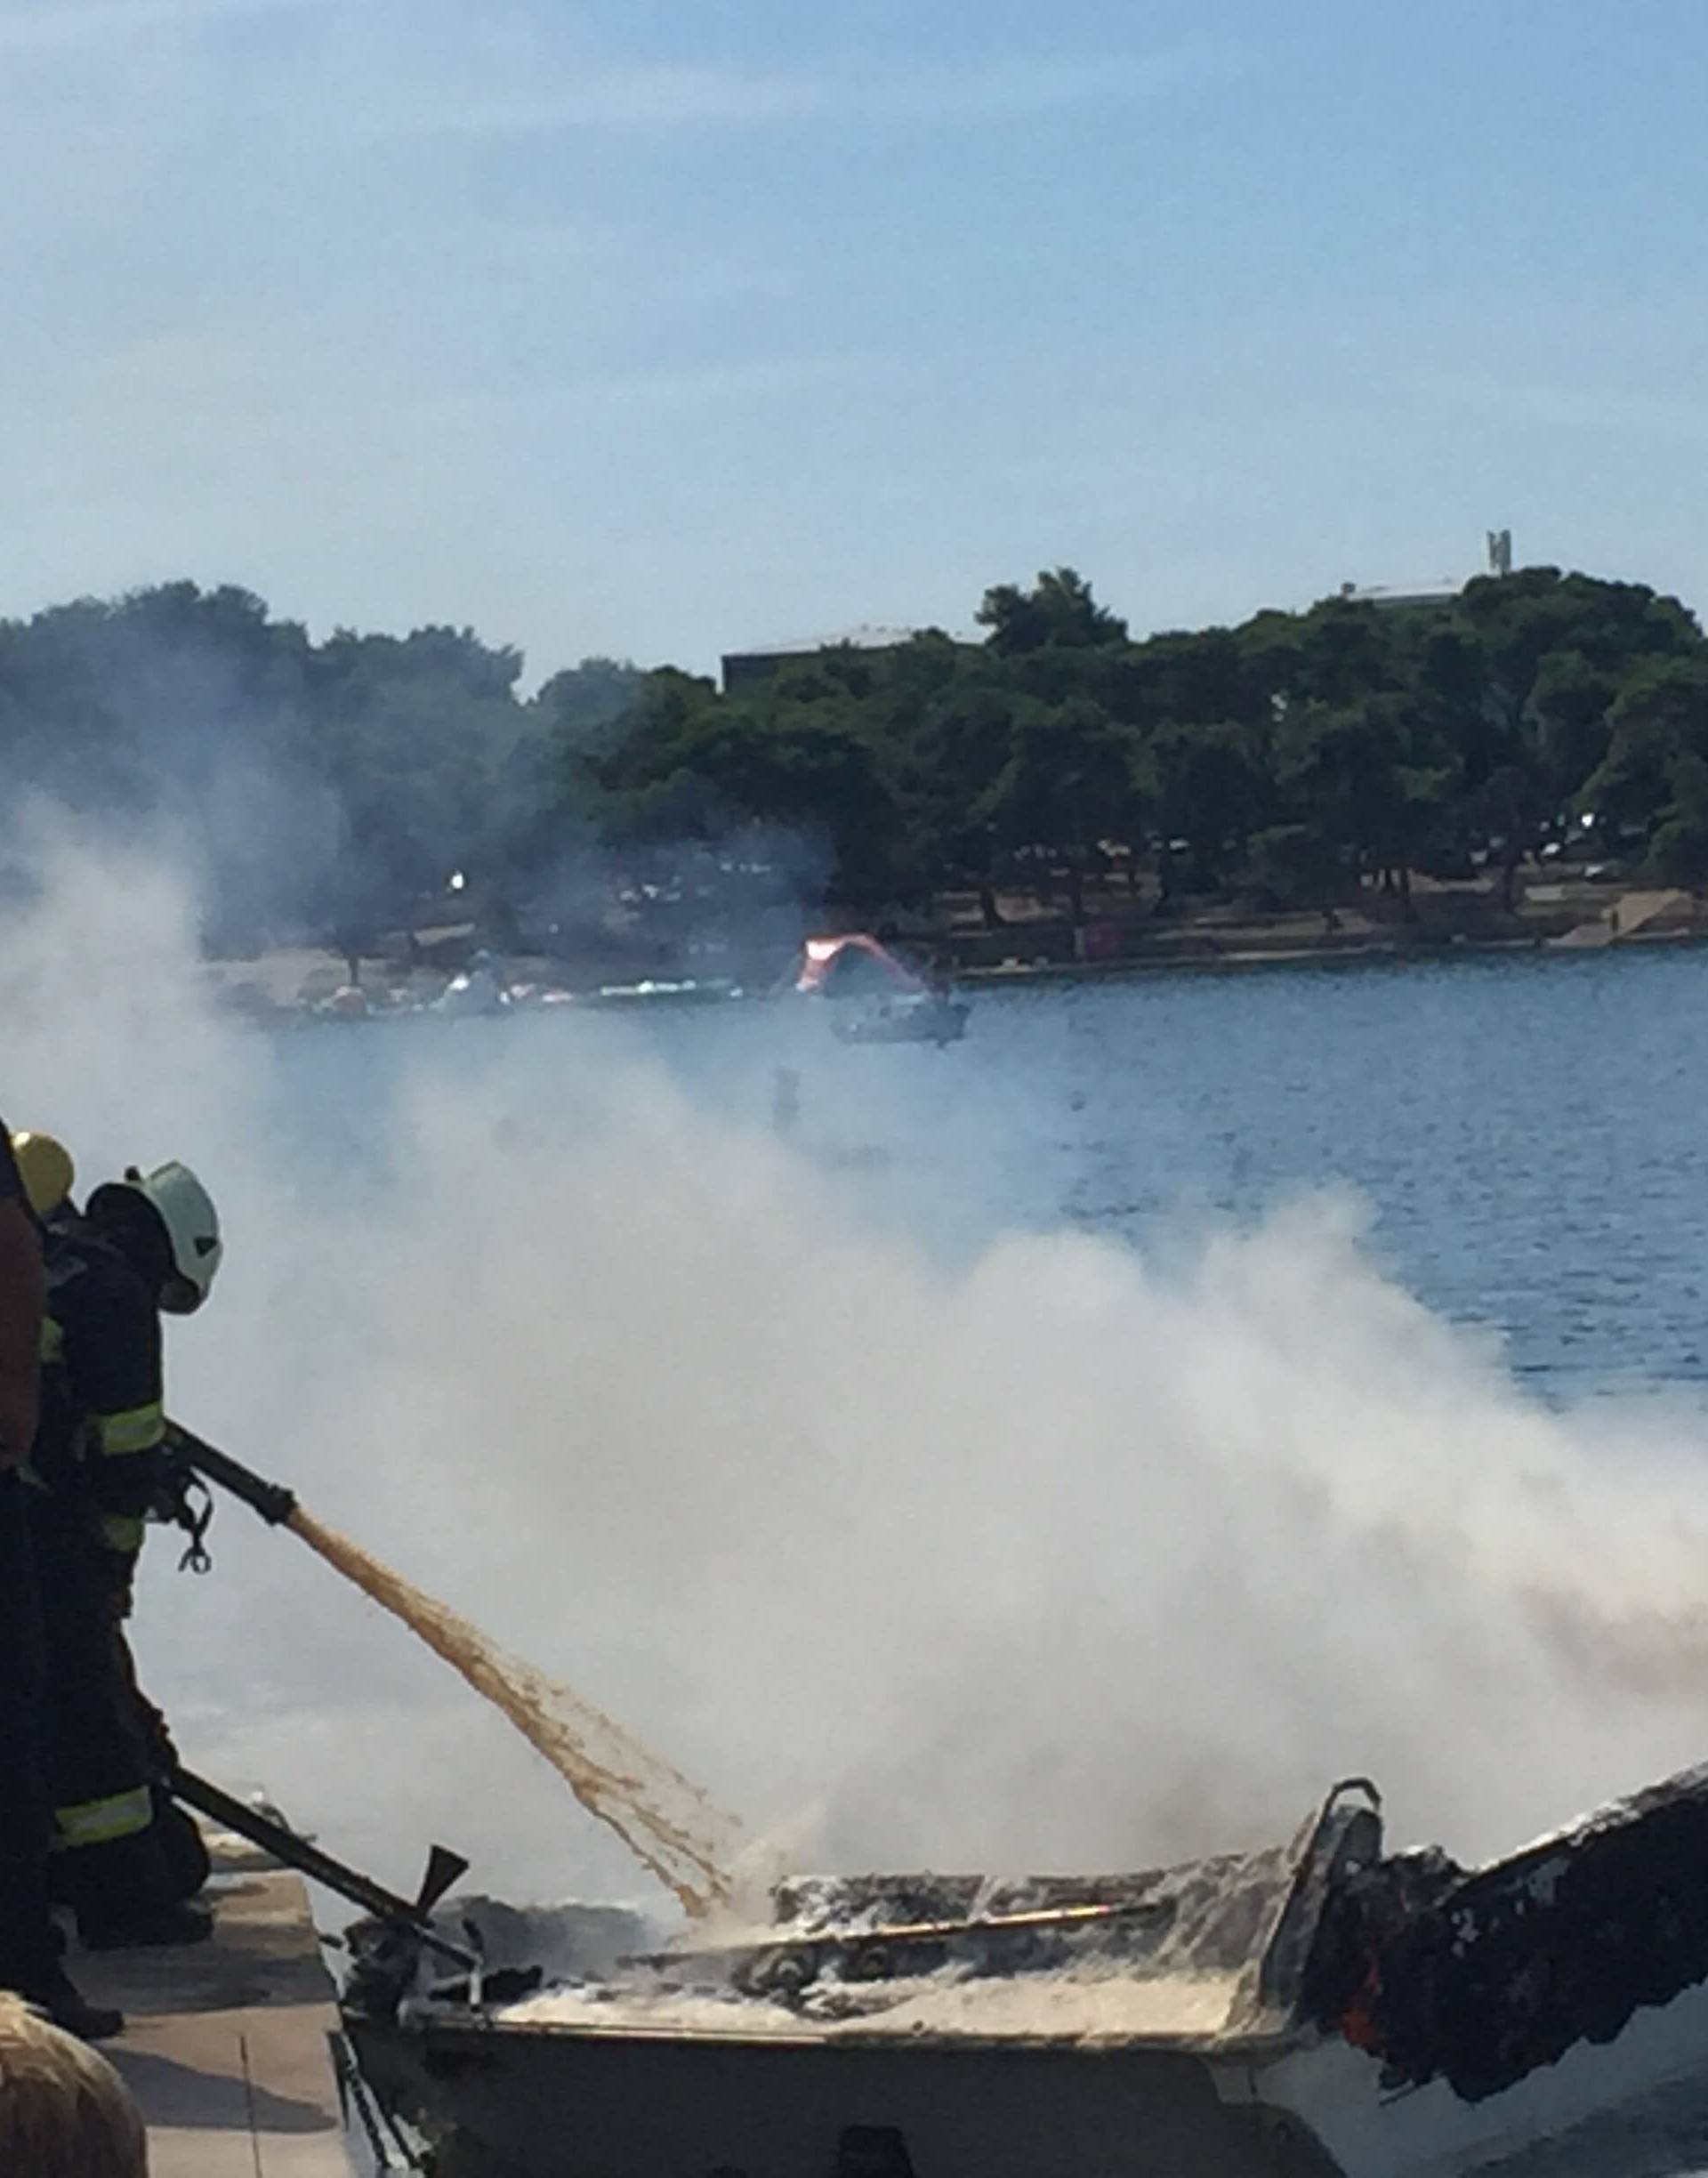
340,1764,1708,2177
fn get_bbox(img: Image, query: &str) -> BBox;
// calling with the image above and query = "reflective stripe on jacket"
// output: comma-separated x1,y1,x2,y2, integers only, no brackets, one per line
52,1784,153,1850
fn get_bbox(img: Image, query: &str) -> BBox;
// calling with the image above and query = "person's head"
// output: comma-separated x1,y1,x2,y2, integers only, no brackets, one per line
85,1162,222,1316
0,1995,147,2178
9,1132,76,1223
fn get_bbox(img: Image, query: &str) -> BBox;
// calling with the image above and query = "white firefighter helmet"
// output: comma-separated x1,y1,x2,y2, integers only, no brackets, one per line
9,1130,75,1220
93,1161,222,1313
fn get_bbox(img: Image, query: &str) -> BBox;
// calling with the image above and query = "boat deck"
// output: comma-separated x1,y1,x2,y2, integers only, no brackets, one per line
73,1833,352,2175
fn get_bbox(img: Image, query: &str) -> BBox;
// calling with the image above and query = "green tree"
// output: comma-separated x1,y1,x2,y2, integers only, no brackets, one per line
1149,720,1270,891
304,625,528,924
1475,762,1548,912
599,673,904,903
1291,597,1406,710
976,568,1128,656
4,557,1706,948
529,656,644,754
897,675,1029,926
1648,752,1708,888
978,698,1146,922
1579,656,1708,839
1278,698,1457,903
1450,569,1700,799
1527,652,1621,811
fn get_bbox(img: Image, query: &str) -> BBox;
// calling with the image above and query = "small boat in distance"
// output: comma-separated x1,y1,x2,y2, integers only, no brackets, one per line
794,933,969,1045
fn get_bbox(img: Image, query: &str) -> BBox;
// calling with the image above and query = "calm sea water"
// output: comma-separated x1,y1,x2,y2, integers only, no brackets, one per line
967,944,1708,1394
280,941,1708,1394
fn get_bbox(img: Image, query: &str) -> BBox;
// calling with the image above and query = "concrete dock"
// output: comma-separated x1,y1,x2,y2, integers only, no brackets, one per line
73,1833,354,2175
1548,886,1688,948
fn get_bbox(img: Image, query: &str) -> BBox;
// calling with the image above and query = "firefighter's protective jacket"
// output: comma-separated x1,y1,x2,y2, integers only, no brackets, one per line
35,1221,165,1557
28,1221,168,1859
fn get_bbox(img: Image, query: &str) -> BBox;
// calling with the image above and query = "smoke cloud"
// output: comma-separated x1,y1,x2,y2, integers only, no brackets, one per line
7,827,1708,1919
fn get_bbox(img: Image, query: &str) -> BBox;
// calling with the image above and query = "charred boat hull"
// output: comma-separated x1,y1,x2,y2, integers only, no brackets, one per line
345,1995,1708,2178
342,1765,1708,2178
347,2015,1333,2177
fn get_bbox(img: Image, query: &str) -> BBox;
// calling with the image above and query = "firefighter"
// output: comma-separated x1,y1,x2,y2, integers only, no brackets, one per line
19,1133,214,1908
28,1152,223,1948
0,1124,121,2037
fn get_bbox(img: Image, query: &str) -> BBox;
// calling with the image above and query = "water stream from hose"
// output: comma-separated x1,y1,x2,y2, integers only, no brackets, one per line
286,1506,738,1916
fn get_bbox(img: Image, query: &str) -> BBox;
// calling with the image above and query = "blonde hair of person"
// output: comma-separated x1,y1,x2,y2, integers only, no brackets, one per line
0,1995,146,2177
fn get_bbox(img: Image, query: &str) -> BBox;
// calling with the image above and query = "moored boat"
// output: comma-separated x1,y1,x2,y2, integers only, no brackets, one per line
793,933,969,1045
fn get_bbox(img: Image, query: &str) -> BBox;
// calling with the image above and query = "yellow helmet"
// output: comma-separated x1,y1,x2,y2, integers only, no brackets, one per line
10,1131,75,1220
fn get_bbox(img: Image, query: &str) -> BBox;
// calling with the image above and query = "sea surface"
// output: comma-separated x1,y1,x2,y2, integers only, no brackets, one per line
263,939,1708,1408
594,940,1708,1397
964,942,1708,1394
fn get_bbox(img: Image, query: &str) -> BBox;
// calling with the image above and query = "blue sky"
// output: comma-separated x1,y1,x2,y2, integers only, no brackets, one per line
3,0,1706,679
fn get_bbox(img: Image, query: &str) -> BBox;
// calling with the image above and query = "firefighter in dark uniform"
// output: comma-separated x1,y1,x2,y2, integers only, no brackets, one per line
0,1125,121,2037
25,1146,223,1949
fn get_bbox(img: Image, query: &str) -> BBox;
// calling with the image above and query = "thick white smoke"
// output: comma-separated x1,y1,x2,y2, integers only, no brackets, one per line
6,832,1708,1917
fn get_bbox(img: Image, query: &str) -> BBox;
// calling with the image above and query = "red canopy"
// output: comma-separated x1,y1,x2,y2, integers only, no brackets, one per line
794,933,925,996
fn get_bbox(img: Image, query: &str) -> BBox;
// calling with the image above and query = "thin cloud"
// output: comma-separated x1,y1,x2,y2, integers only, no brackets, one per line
1415,369,1708,446
0,0,324,47
408,348,925,427
372,48,1235,139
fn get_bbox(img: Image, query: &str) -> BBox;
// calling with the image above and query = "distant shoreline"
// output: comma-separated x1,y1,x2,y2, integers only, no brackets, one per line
961,923,1708,987
201,897,1708,1023
942,876,1707,986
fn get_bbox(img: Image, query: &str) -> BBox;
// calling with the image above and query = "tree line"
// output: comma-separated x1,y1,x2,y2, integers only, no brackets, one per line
2,565,1705,950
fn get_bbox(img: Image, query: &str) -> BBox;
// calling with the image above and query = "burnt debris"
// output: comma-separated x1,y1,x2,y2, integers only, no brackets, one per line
1303,1762,1708,2102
